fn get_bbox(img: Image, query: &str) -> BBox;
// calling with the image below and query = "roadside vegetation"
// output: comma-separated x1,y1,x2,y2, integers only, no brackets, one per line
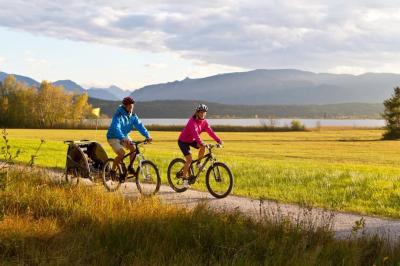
5,128,400,218
1,168,400,265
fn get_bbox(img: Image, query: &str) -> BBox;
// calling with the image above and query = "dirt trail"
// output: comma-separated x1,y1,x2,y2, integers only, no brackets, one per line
45,168,400,241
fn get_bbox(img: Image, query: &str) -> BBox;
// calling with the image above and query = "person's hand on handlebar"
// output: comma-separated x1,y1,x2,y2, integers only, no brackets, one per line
217,140,224,147
146,137,153,143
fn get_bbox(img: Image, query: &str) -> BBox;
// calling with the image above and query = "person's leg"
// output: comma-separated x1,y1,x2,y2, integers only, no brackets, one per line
128,145,136,168
108,139,125,171
197,145,205,163
182,154,192,178
113,149,125,171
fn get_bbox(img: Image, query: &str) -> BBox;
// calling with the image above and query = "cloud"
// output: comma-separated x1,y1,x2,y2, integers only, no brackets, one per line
143,63,167,69
0,56,6,65
1,1,400,72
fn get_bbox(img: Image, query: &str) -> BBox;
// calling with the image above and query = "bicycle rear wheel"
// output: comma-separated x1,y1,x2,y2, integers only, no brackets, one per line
205,162,233,198
167,158,192,193
135,160,161,196
102,159,123,192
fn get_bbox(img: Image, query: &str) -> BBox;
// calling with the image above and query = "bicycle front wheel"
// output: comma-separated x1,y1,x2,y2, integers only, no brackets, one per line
136,160,161,196
102,159,122,192
205,162,234,198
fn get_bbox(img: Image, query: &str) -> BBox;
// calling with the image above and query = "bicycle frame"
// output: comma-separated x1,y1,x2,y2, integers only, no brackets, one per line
119,141,147,177
188,145,219,180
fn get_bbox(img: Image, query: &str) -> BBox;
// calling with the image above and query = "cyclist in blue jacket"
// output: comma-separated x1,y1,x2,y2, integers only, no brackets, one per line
107,97,152,175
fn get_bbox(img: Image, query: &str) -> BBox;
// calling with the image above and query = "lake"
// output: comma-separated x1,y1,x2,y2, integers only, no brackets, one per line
88,118,386,128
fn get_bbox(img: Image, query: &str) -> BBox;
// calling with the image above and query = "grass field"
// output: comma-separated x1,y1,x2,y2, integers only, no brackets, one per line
4,128,400,218
2,169,398,264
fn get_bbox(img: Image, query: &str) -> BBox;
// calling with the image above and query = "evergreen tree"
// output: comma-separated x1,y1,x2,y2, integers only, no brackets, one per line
382,87,400,139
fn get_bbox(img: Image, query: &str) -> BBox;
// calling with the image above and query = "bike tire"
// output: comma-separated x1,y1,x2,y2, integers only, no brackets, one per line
102,159,123,192
135,160,161,196
205,162,234,198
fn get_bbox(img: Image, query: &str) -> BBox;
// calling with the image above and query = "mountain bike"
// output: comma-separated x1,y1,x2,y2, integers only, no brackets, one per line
101,140,161,195
167,143,233,198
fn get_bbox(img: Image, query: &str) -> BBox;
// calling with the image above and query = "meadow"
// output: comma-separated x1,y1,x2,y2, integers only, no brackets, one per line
1,169,399,265
5,128,400,218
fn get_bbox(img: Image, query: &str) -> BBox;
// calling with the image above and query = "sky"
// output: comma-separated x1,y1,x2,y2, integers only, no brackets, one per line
1,0,400,90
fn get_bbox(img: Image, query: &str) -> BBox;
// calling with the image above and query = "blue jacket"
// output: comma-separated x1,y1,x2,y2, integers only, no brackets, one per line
106,106,150,140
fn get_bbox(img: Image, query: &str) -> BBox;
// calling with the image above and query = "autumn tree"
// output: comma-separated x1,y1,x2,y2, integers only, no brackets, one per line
0,75,94,128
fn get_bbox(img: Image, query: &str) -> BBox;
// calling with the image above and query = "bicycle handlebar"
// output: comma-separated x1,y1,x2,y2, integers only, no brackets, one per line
127,140,150,146
206,143,223,149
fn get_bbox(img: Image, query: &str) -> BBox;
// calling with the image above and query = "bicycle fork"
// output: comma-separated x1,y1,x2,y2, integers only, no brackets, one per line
209,157,222,182
137,153,151,180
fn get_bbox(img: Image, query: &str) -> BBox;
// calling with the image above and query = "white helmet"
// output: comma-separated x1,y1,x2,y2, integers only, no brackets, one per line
195,104,208,112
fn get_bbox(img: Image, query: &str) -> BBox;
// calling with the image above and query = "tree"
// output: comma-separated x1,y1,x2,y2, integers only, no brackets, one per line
0,76,93,128
0,75,27,127
36,81,71,127
71,93,90,127
382,87,400,139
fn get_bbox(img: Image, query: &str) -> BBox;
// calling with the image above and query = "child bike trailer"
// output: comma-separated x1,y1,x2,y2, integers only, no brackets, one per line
64,140,108,184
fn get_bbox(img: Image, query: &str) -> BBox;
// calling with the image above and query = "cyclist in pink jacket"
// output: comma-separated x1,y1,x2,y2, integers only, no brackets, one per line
178,104,223,187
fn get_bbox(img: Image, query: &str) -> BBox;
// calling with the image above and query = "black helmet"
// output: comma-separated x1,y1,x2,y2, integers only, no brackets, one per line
195,104,208,112
122,96,135,105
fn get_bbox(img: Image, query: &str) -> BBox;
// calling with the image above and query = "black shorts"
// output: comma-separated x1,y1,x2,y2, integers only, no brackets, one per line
178,140,199,156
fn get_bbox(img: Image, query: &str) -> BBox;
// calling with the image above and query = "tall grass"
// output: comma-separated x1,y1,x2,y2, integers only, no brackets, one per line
6,129,400,217
1,169,400,265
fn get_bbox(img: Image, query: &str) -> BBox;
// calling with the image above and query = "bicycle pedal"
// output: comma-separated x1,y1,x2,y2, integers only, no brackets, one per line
176,170,184,179
188,175,196,184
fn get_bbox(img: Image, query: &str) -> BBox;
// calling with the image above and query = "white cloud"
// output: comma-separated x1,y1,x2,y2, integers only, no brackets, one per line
144,63,167,69
1,1,400,73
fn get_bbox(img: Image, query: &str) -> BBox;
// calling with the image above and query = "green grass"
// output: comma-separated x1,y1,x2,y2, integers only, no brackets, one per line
1,169,400,265
4,128,400,218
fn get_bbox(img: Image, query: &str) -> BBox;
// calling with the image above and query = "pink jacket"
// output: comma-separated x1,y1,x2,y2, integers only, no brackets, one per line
179,116,221,145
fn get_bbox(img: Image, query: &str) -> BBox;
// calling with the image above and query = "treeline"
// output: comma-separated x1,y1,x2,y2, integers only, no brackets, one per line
0,75,94,128
88,98,383,119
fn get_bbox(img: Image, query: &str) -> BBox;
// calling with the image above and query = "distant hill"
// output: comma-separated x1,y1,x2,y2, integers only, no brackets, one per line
87,85,130,101
108,85,131,99
131,69,400,105
87,88,119,101
88,98,383,119
0,71,40,87
52,80,85,94
0,72,85,94
2,69,399,107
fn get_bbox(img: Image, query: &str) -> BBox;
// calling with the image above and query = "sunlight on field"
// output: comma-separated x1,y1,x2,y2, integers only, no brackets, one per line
5,128,400,217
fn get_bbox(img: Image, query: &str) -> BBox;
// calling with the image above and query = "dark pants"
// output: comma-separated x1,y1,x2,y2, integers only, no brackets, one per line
178,140,198,156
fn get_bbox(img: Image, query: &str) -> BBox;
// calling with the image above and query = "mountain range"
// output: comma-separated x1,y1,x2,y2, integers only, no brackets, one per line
2,69,400,105
131,69,400,105
0,71,130,101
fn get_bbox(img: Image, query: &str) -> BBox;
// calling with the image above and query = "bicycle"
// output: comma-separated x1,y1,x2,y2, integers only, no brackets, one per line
167,143,234,198
102,140,161,195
